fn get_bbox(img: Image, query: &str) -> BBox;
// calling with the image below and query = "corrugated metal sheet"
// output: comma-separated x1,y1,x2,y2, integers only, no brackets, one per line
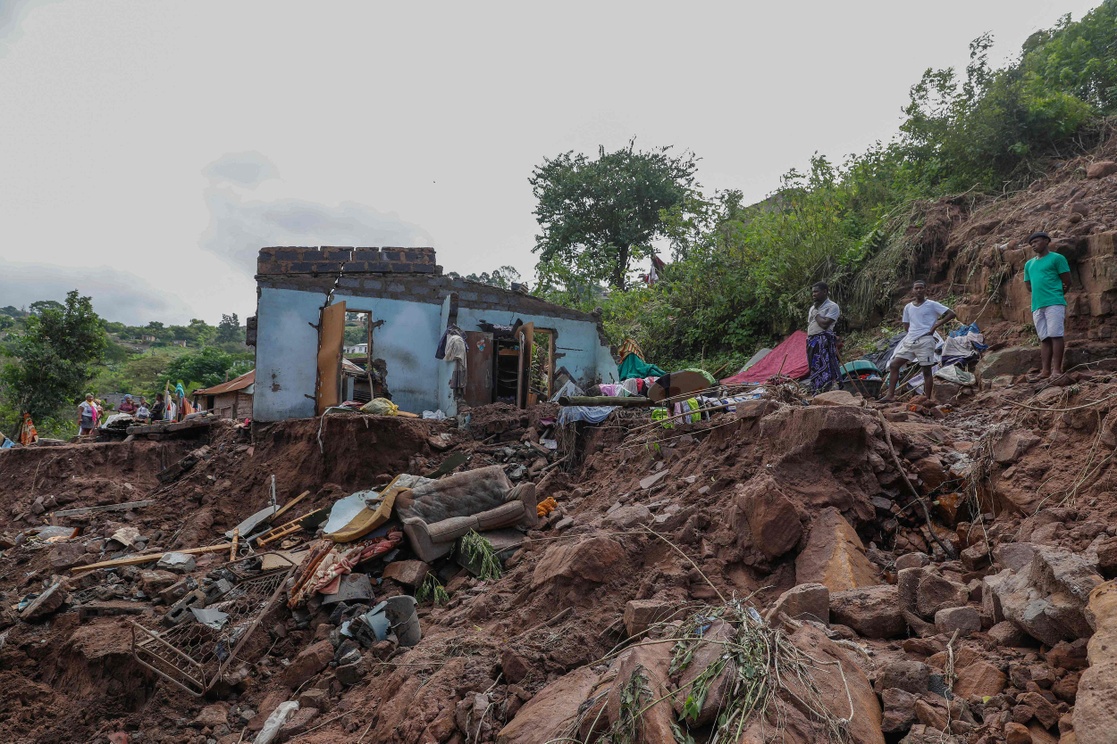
193,369,255,396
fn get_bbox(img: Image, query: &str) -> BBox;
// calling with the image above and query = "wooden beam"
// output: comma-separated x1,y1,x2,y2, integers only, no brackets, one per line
51,500,154,517
71,543,233,574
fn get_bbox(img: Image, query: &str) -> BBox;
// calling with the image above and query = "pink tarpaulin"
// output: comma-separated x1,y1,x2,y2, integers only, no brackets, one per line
721,330,809,384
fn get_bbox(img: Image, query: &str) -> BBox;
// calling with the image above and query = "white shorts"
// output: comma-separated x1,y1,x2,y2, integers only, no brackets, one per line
1033,305,1066,340
892,335,937,367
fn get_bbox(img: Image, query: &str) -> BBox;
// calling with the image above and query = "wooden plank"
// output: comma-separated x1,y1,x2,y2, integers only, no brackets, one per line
52,500,154,517
71,543,232,573
464,331,494,407
315,302,347,415
271,490,311,523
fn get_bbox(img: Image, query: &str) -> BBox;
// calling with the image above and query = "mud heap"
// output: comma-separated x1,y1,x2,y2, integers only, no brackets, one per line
0,370,1115,744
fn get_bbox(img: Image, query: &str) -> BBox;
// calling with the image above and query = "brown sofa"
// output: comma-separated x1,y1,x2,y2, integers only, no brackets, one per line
393,465,538,562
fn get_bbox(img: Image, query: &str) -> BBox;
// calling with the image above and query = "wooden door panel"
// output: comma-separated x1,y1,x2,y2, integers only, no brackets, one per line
464,331,494,407
315,302,346,415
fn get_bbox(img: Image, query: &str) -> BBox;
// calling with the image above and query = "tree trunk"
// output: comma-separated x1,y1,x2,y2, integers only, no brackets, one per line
611,244,630,289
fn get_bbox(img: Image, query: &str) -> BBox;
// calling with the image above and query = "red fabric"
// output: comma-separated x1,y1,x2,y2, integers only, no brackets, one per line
720,330,810,384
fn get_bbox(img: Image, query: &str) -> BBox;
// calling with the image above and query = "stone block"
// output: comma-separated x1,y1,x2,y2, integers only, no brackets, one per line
382,560,431,587
830,584,906,638
934,606,981,636
953,660,1006,698
765,582,829,625
896,552,930,571
623,599,678,638
282,640,334,689
736,474,805,560
874,659,930,694
1086,161,1117,179
916,573,970,620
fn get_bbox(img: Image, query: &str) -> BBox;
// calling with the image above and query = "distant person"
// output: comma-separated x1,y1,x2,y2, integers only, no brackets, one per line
806,281,841,393
18,412,38,446
1023,231,1072,379
118,394,137,415
151,393,166,422
135,397,151,423
880,279,956,403
78,394,98,434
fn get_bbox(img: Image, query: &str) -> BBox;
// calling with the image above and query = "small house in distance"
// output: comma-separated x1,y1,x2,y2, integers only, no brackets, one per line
248,247,617,422
193,369,255,420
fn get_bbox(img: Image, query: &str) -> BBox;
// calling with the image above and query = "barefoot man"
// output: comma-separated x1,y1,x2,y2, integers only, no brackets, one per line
1023,231,1071,379
880,279,955,403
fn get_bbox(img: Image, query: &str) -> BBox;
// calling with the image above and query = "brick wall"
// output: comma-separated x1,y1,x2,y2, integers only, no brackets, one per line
256,246,439,276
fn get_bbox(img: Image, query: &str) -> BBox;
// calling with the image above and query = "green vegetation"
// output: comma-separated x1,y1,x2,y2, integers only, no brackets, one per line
1,301,251,439
0,291,107,438
535,3,1117,371
531,139,699,291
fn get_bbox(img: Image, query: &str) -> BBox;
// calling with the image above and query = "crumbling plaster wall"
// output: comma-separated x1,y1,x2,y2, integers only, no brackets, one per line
253,246,616,422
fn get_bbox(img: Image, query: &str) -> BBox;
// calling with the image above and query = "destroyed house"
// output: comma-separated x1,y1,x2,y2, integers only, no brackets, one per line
250,247,616,421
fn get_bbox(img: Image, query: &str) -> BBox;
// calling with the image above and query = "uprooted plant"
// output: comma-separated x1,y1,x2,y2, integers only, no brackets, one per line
458,530,503,581
669,601,853,744
414,574,450,605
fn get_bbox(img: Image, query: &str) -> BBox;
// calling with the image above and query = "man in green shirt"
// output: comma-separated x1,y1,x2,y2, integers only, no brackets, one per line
1023,231,1072,379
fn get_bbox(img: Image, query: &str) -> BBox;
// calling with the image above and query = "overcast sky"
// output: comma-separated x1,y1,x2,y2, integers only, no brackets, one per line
0,0,1102,325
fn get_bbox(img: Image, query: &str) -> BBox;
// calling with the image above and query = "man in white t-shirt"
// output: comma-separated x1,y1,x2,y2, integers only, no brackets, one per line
880,279,956,403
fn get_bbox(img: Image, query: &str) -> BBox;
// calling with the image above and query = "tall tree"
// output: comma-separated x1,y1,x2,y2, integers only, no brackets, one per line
216,313,242,344
530,140,699,290
0,290,107,421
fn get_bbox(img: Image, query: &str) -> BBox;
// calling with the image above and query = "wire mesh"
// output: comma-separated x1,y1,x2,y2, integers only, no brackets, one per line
132,555,295,696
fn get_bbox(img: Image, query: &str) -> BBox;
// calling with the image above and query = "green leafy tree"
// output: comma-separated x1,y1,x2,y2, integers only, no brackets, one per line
161,347,250,390
216,313,243,344
530,140,699,290
0,290,107,424
447,266,523,290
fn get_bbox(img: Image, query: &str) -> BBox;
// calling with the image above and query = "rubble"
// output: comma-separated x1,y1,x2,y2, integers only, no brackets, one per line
1,350,1117,744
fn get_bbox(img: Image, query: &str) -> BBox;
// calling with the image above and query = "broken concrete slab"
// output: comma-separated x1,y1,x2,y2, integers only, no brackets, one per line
155,552,196,573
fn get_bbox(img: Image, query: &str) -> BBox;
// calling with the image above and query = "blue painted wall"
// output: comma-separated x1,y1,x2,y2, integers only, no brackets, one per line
254,286,617,421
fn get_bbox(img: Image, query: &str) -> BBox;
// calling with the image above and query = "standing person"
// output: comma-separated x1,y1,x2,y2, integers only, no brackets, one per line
151,393,166,422
78,394,98,434
880,280,956,403
18,412,38,446
807,281,842,393
1023,231,1072,379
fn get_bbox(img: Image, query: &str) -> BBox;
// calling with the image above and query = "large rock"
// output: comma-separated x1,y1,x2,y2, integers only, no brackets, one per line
498,666,601,744
282,640,334,689
734,624,885,744
812,390,862,406
1087,160,1117,179
830,584,906,638
734,473,805,559
672,621,738,727
795,507,879,592
953,660,1006,698
531,536,625,587
881,687,917,734
915,572,970,620
381,560,430,586
1074,580,1117,744
980,347,1041,379
578,642,677,743
992,430,1040,465
989,546,1103,646
766,582,829,624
